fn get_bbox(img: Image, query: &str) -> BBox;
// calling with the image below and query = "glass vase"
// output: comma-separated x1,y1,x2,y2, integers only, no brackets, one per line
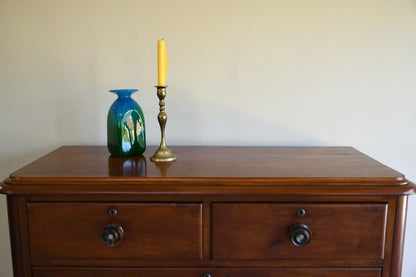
107,89,146,156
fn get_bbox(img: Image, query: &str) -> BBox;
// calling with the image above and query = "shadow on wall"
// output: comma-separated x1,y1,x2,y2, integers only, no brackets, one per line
169,88,328,146
0,147,57,181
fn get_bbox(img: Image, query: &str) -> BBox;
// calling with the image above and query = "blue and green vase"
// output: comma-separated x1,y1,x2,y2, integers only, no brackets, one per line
107,89,146,156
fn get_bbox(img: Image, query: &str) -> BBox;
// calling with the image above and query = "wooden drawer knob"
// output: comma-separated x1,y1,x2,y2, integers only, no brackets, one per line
289,223,312,247
101,223,124,247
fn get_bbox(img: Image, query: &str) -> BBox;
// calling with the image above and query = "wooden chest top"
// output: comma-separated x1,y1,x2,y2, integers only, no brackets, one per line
1,146,414,196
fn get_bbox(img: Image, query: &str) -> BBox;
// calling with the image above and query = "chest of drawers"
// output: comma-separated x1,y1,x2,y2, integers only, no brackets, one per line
1,146,414,277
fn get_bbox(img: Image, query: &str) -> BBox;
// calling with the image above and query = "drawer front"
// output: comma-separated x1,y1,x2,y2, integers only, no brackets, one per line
28,203,202,262
212,203,387,260
32,268,381,277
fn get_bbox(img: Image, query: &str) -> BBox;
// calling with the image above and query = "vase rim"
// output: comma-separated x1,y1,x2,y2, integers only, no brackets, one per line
109,89,138,93
109,89,138,97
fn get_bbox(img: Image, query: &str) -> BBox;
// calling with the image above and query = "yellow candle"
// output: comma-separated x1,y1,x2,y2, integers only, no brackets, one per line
157,39,168,86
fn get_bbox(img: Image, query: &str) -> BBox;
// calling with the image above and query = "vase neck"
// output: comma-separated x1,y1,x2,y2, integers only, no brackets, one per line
109,89,138,98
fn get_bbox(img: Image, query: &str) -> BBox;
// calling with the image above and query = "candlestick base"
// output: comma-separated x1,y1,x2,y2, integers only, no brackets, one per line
150,145,176,162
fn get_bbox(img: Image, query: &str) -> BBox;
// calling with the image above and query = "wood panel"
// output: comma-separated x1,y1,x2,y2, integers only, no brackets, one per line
213,203,387,260
6,146,408,186
32,267,382,277
390,196,408,277
27,203,202,264
7,196,31,277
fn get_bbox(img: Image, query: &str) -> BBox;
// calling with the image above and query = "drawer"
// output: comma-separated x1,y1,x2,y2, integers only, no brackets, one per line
212,203,387,260
32,268,382,277
27,203,202,263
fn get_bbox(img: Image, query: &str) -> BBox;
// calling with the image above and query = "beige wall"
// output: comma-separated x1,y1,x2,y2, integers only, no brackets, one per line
1,0,416,275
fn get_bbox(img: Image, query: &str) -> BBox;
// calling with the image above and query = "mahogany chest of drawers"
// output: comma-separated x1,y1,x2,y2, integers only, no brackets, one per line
0,146,414,277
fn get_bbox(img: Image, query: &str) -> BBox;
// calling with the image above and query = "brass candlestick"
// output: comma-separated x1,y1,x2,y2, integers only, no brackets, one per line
150,86,176,162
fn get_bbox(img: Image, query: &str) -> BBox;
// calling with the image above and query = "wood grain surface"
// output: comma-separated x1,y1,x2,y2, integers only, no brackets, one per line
32,267,382,277
5,146,407,184
28,203,202,263
212,203,387,260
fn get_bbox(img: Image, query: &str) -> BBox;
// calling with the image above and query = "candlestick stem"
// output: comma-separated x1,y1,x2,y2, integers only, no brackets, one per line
150,86,176,162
